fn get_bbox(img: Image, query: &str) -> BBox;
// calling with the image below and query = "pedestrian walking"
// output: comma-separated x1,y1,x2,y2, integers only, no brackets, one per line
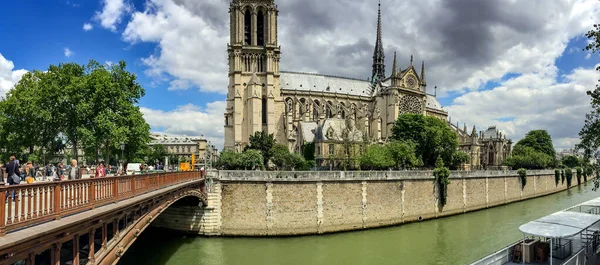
67,159,81,180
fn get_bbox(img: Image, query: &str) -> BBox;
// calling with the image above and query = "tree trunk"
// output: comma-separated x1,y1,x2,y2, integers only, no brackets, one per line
104,139,110,165
72,140,78,162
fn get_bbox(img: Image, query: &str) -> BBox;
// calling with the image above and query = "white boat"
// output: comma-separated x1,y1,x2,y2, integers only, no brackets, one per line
470,198,600,265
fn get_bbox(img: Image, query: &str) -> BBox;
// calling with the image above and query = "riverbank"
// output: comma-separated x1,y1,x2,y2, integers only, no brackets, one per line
151,169,585,236
120,182,600,265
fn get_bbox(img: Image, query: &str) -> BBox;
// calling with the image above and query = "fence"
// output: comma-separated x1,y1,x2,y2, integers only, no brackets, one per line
0,171,202,236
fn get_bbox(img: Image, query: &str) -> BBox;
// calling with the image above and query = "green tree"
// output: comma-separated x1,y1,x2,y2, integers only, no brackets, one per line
245,131,276,167
149,144,168,164
451,150,470,169
240,150,264,169
578,24,600,165
562,155,580,168
391,114,459,167
386,141,421,169
555,169,560,186
576,166,583,185
504,145,553,169
561,170,566,184
360,144,393,170
302,142,315,162
270,144,290,170
217,150,241,170
515,130,556,161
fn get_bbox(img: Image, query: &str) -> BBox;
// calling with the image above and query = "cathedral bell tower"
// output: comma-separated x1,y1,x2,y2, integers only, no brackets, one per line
224,0,282,151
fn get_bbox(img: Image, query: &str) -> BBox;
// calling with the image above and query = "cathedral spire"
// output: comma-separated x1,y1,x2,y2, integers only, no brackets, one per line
371,0,385,82
410,55,413,66
391,52,400,87
420,61,426,86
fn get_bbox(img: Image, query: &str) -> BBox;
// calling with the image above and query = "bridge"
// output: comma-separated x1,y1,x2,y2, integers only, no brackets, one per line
0,171,206,265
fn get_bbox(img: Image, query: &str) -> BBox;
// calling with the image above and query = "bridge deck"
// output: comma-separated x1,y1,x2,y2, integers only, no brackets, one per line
0,178,203,250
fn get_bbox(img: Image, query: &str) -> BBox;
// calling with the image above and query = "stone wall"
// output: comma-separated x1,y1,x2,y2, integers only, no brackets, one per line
157,169,575,236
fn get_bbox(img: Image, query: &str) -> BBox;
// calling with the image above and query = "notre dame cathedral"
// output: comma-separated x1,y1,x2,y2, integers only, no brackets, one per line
222,0,512,169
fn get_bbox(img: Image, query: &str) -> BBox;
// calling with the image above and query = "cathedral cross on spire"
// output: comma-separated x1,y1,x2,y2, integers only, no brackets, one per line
371,0,385,82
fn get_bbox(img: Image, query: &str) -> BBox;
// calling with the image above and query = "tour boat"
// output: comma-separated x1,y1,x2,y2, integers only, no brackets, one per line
469,198,600,265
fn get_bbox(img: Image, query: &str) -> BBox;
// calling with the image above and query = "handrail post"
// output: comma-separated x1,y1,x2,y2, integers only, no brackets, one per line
113,178,119,201
89,180,95,209
132,175,136,196
54,183,62,220
0,188,6,236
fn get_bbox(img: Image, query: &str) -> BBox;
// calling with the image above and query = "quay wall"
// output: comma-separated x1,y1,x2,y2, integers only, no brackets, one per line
154,170,574,236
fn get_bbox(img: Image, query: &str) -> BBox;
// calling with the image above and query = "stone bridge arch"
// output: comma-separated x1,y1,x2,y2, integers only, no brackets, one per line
0,174,207,265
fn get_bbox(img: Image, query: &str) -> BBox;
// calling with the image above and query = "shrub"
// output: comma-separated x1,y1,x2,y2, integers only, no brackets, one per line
433,157,451,207
576,167,582,185
561,170,565,184
566,168,573,188
517,168,527,190
554,169,560,186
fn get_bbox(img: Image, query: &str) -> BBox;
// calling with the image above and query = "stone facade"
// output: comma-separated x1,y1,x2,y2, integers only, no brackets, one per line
222,0,511,169
149,133,218,165
157,170,579,236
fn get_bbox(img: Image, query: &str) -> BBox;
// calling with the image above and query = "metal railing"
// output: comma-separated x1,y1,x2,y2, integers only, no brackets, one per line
0,171,202,236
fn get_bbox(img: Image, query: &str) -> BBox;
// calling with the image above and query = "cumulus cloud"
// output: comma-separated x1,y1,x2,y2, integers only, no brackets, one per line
118,0,600,149
95,0,131,31
83,23,93,31
64,48,74,57
141,101,226,149
446,65,599,150
0,54,27,98
122,0,228,93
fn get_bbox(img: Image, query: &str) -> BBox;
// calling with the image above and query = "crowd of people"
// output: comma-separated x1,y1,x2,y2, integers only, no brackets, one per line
0,156,134,185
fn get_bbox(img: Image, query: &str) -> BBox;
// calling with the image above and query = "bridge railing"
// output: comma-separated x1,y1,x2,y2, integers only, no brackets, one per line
0,171,203,236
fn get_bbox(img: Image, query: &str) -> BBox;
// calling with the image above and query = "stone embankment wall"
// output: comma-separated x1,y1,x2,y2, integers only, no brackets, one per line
154,170,574,236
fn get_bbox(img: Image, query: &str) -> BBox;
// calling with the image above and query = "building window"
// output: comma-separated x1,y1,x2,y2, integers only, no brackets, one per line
257,10,265,46
176,146,180,153
317,146,321,155
244,9,252,45
329,144,334,155
188,146,191,152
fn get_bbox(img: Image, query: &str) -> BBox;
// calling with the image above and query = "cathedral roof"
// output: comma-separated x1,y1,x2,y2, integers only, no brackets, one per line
298,121,318,143
482,126,500,139
280,71,373,97
426,95,443,111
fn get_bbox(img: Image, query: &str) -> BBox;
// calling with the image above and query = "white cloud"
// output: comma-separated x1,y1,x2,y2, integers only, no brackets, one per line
446,65,599,150
141,101,226,150
64,48,74,57
0,53,27,98
83,23,93,31
94,0,131,31
122,0,228,93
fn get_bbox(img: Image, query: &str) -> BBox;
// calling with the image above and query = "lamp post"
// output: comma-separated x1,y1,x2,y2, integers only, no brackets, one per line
120,142,125,163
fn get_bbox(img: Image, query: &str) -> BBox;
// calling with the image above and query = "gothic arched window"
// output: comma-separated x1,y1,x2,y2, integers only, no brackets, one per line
299,98,306,117
339,102,346,119
257,10,265,46
244,9,252,45
326,101,333,118
313,100,320,121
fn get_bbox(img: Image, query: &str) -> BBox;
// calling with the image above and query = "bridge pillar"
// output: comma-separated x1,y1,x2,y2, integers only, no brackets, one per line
152,178,222,235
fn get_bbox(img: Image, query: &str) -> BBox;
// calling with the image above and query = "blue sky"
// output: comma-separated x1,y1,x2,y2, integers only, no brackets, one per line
1,0,599,150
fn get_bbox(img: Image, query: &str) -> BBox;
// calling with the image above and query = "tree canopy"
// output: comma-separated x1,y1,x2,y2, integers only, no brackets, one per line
0,60,150,165
515,130,555,159
244,131,276,167
504,145,553,169
390,114,459,167
578,24,600,158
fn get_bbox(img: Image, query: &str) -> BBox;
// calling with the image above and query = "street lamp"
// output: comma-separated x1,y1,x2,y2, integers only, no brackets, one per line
120,142,125,163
